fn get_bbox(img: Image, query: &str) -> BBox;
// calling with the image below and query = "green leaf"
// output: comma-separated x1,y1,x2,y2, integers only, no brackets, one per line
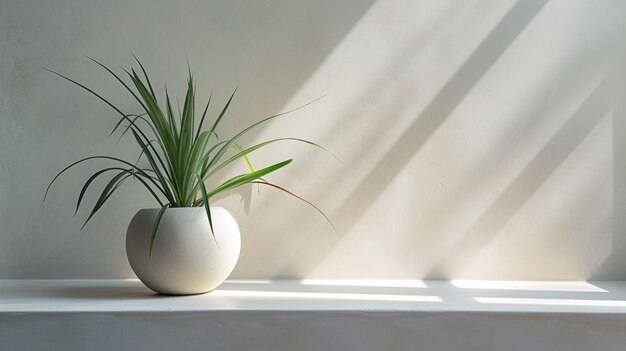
130,129,176,203
207,87,237,142
165,89,179,141
86,56,147,111
206,138,336,180
149,203,170,262
235,142,259,194
207,159,293,198
81,170,131,229
133,54,157,98
181,131,212,204
44,155,167,202
128,69,175,152
109,113,146,137
177,75,196,194
197,140,230,175
196,173,216,245
206,96,325,172
195,91,212,142
249,180,337,234
44,67,126,117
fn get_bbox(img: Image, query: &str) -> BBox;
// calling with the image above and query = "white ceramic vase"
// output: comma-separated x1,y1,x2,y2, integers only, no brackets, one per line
126,207,240,295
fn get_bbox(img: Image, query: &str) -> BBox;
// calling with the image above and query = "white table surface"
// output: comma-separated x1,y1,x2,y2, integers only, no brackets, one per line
5,280,626,351
2,279,626,314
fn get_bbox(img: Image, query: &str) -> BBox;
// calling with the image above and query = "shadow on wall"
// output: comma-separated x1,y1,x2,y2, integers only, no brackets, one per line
257,0,551,278
427,72,616,279
592,59,626,280
232,0,626,280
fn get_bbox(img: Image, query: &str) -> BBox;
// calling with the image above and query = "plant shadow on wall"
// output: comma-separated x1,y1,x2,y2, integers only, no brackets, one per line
260,0,550,278
426,73,617,279
416,31,625,280
43,58,338,294
593,63,626,280
262,0,626,280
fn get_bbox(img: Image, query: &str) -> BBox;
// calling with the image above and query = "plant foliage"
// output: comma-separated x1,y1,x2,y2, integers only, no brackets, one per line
44,57,337,259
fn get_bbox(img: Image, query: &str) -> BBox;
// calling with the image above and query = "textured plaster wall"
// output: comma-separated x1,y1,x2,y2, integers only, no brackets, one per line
1,0,626,279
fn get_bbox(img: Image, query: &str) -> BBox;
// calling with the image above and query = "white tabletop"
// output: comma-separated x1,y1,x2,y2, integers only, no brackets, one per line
2,279,626,314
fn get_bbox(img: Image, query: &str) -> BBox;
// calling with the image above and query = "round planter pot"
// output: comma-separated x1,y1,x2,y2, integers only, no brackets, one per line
126,207,240,295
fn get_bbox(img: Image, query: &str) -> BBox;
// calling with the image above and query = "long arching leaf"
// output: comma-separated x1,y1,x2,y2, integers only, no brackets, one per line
86,56,147,111
44,155,167,202
197,140,231,176
205,137,338,181
130,129,176,203
127,69,175,152
75,167,164,216
149,203,170,262
133,55,157,99
109,113,146,137
206,87,237,143
181,131,212,204
81,170,131,229
43,68,126,117
196,174,216,245
206,96,325,171
235,142,260,194
195,91,212,142
249,180,337,234
207,159,292,198
165,89,179,142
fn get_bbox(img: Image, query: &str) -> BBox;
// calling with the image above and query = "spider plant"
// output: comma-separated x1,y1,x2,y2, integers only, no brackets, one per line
44,57,336,259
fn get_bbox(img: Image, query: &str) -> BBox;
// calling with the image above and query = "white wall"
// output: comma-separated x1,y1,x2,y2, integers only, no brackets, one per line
2,0,626,280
